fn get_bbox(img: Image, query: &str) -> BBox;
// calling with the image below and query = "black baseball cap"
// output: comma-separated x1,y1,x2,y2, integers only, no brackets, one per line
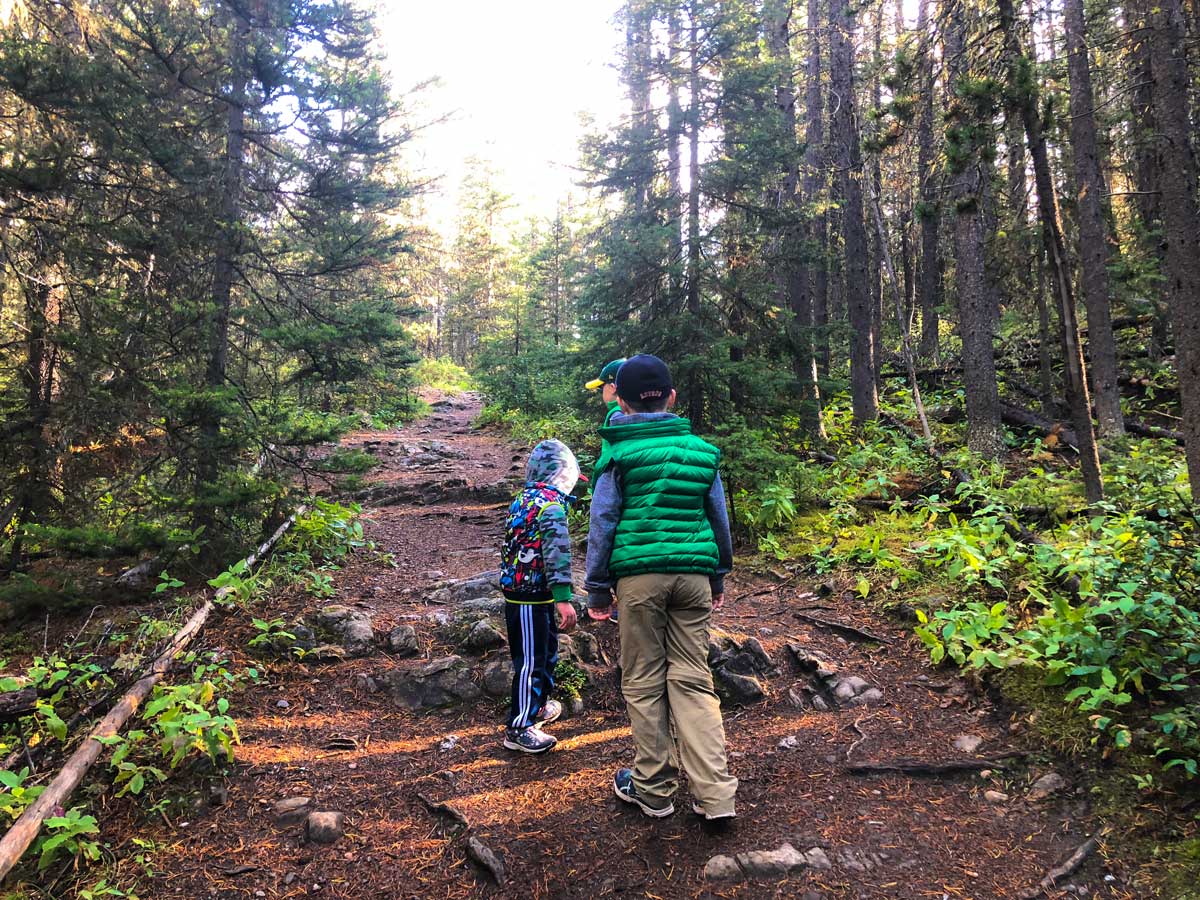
615,354,674,405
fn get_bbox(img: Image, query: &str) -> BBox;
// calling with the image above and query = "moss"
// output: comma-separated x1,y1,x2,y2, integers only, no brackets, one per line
554,659,587,701
992,667,1093,756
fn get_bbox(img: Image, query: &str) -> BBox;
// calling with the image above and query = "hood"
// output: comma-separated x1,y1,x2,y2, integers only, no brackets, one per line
525,439,581,495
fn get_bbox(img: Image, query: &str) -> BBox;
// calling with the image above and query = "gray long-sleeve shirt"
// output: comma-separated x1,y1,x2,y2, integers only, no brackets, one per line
584,411,734,608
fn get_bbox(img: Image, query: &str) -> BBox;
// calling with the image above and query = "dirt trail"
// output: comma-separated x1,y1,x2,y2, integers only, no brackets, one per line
138,395,1127,900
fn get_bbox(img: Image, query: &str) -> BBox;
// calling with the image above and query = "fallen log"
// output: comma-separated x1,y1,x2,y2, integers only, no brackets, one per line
1125,417,1185,444
0,688,37,725
1019,836,1100,899
845,754,1024,776
0,505,306,882
999,401,1112,461
794,611,891,644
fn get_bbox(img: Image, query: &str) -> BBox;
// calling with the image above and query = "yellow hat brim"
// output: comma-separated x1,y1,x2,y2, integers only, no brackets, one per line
584,378,605,391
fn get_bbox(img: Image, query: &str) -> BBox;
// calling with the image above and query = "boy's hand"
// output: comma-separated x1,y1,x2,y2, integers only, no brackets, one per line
712,592,725,611
556,601,578,633
587,604,613,621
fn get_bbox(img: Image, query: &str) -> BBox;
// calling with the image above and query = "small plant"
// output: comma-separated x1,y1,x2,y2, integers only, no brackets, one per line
0,768,44,825
36,807,101,870
306,570,336,598
154,571,184,594
208,559,258,606
247,617,295,651
554,659,587,701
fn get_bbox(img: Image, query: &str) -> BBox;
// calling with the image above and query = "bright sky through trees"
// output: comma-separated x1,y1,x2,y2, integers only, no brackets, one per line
377,0,626,224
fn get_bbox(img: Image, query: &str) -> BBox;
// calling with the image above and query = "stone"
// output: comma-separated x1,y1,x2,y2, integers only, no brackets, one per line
482,657,514,697
463,619,506,653
1028,772,1068,801
787,644,840,680
572,630,607,665
310,644,347,662
557,634,576,661
713,669,766,706
381,656,482,710
439,734,460,751
709,632,776,678
311,605,376,657
274,796,312,826
735,843,807,879
703,854,743,882
832,675,872,702
984,790,1009,804
387,625,419,657
778,735,800,751
568,696,585,716
802,847,832,870
459,596,506,616
953,734,984,754
305,811,345,844
465,835,505,885
353,674,378,693
851,687,885,706
276,699,290,710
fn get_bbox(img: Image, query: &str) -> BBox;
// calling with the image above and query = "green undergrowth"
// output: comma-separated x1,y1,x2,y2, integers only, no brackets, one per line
413,356,474,394
476,403,600,466
0,499,370,893
726,394,1197,896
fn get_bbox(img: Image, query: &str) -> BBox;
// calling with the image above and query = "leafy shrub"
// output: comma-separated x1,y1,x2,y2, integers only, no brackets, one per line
412,356,473,393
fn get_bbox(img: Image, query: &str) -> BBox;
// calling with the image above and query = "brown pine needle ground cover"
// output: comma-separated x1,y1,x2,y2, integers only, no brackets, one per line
96,397,1136,900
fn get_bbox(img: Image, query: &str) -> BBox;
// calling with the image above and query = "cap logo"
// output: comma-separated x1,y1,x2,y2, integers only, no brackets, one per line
639,390,663,400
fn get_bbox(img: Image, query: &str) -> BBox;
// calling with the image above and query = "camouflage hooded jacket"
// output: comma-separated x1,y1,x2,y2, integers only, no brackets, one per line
500,439,580,603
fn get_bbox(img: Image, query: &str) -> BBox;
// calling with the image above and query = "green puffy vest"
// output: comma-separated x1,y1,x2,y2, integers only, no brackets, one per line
596,416,721,578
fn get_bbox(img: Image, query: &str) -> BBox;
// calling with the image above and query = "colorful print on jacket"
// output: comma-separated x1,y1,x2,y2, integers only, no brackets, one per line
500,440,579,602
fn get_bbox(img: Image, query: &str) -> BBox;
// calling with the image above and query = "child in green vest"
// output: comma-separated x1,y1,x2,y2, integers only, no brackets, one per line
585,357,626,622
585,358,626,428
584,354,738,820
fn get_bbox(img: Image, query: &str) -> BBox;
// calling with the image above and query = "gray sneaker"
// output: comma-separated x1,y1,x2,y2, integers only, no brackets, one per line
503,725,556,754
536,700,562,726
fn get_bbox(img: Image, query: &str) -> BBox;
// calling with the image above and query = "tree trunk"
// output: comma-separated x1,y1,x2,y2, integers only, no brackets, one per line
767,0,825,438
1148,0,1200,501
196,3,250,552
998,0,1104,503
805,0,831,379
830,0,877,424
667,4,684,314
944,0,1003,458
1126,0,1168,357
1035,250,1058,415
915,0,941,362
686,2,704,426
867,4,884,385
1064,0,1124,437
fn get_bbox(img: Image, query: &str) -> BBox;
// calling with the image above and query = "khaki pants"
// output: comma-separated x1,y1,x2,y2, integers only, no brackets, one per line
617,573,738,816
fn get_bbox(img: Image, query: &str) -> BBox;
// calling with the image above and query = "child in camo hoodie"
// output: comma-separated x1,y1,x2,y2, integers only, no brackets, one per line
499,439,581,754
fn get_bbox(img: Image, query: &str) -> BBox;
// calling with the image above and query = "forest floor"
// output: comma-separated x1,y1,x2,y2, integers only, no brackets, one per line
102,394,1137,900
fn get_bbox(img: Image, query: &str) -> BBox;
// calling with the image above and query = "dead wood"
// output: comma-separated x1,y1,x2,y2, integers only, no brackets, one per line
416,792,469,829
1125,417,1185,444
845,755,1024,776
0,506,306,882
465,835,505,885
1019,836,1100,899
0,688,38,724
793,611,891,644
